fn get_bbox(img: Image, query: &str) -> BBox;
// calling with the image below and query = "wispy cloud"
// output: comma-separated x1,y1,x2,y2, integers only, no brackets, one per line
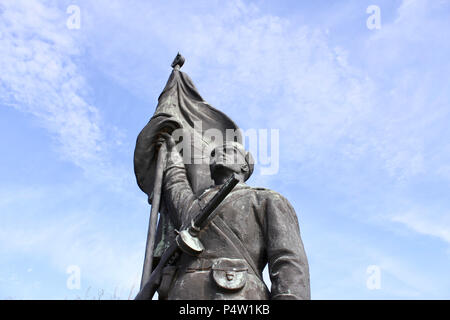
0,183,144,299
361,0,450,181
79,0,377,169
390,210,450,244
1,0,450,300
0,0,109,174
78,0,449,186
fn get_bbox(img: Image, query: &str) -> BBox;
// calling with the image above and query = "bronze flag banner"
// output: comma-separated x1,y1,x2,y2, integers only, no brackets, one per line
134,53,242,288
134,53,242,198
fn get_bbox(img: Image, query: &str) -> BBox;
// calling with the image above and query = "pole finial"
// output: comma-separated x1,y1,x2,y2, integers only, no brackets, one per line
171,52,185,69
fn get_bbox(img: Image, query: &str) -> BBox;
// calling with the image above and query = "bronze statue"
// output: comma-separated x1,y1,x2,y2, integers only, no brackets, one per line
134,54,310,300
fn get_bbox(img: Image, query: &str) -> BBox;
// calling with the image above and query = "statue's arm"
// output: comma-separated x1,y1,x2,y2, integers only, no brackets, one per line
265,193,311,300
162,145,201,229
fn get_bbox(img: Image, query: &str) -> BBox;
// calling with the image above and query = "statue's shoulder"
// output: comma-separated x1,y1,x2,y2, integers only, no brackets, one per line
202,184,288,204
251,186,269,191
249,186,289,202
251,186,274,196
250,185,279,194
233,184,274,195
233,184,285,197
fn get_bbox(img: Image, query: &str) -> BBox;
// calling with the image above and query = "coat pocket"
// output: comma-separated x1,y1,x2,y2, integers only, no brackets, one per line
211,258,248,291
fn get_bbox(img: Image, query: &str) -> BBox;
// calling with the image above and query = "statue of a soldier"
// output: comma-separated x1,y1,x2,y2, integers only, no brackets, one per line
154,132,310,300
133,54,310,300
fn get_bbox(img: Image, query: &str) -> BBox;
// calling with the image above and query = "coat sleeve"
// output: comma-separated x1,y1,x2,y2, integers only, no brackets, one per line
265,192,310,300
162,149,201,229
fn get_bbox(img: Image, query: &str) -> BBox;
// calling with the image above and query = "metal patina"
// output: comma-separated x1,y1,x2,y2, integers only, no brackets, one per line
134,54,310,300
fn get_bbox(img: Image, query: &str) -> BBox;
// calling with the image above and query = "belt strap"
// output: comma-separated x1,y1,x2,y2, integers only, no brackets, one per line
212,217,262,282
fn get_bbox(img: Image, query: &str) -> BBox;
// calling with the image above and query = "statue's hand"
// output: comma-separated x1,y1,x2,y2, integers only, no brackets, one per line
158,132,176,151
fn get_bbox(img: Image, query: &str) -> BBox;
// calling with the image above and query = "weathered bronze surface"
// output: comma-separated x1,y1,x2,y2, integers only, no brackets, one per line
134,54,310,300
135,173,240,300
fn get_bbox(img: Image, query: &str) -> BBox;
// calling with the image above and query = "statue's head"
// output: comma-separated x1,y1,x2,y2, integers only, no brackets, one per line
209,141,254,185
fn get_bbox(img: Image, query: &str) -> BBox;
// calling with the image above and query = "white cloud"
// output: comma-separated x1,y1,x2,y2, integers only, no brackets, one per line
2,0,445,194
78,0,447,186
362,0,450,180
0,0,107,172
390,210,450,244
2,0,450,299
78,0,377,170
304,219,444,299
78,0,450,244
372,254,436,298
0,0,135,193
0,184,144,299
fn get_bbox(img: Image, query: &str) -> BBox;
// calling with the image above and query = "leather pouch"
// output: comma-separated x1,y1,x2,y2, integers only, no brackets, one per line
211,258,248,291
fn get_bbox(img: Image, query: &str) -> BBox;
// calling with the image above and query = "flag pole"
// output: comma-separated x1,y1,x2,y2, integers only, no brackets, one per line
138,53,184,292
140,143,167,290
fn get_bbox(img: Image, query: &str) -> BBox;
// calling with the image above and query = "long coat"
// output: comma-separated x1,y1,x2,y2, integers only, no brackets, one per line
157,150,310,300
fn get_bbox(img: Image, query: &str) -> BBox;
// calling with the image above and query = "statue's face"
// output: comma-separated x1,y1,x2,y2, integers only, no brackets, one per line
210,145,247,183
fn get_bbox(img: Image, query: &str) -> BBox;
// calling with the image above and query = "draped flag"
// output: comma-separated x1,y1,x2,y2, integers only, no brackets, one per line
134,53,242,198
133,54,242,272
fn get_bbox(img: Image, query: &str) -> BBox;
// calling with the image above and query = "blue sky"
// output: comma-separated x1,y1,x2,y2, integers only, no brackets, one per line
0,0,449,299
